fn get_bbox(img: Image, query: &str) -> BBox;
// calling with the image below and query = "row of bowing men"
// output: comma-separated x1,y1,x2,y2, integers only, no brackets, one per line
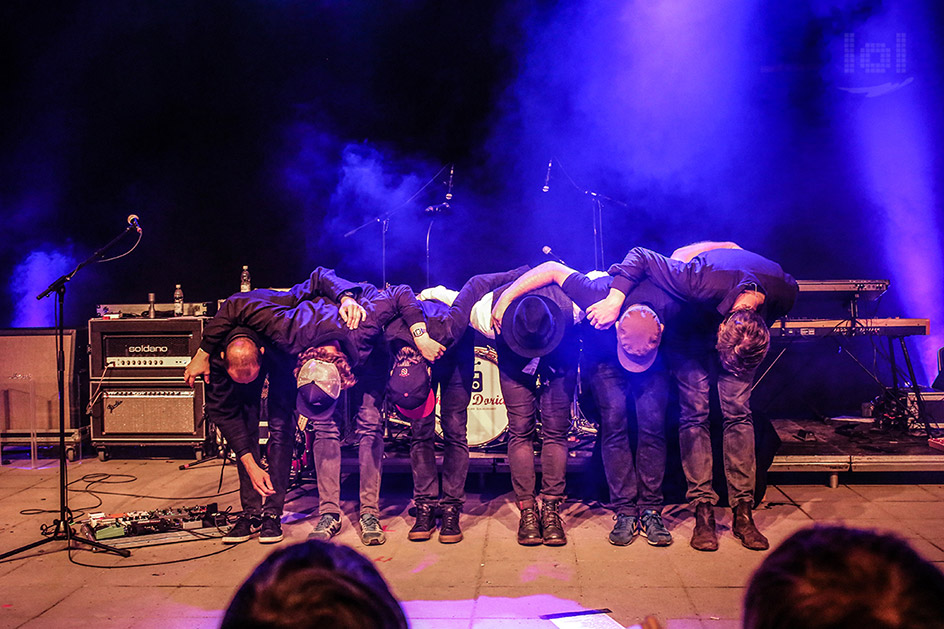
183,240,798,552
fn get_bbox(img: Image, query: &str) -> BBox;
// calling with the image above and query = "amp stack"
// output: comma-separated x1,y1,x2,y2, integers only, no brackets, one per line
88,317,208,461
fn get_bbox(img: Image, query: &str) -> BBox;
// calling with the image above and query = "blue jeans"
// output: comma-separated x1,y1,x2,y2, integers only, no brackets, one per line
499,356,575,505
310,365,385,517
588,359,668,515
410,332,473,507
672,351,756,506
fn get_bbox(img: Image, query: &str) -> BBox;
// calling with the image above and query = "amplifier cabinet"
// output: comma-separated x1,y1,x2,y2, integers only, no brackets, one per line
89,317,205,380
90,383,206,444
0,328,88,437
88,317,207,455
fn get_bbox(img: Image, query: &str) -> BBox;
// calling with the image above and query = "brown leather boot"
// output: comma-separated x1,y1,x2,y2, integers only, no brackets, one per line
732,501,769,550
690,501,718,552
517,501,542,546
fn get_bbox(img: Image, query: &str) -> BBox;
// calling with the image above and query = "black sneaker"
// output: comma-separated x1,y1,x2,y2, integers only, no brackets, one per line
259,515,283,544
408,503,436,541
438,504,463,544
223,516,261,543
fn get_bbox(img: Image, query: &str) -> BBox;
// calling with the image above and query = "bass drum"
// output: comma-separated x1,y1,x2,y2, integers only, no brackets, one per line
435,346,508,448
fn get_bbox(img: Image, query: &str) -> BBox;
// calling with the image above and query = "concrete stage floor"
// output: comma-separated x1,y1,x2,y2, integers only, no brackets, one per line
1,448,944,629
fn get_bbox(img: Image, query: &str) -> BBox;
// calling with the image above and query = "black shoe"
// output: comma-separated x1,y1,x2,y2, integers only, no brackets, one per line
690,502,718,552
540,498,567,546
517,503,542,546
408,503,436,541
732,501,769,550
223,516,260,544
439,504,463,544
259,514,283,544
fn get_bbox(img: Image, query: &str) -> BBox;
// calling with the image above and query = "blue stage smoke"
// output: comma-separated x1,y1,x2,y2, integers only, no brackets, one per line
9,248,77,327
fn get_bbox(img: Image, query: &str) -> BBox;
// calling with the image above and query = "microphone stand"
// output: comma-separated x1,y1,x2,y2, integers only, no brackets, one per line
343,164,453,289
0,223,137,561
542,157,627,270
583,189,627,271
345,215,393,288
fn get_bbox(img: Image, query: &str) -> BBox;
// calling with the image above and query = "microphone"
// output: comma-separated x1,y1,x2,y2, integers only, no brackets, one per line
542,245,566,265
542,159,552,193
127,214,142,233
445,164,454,201
424,202,450,214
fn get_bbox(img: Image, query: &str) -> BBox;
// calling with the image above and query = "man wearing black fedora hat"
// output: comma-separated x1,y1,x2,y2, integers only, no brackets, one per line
587,243,798,551
492,262,697,549
384,268,527,544
484,282,579,546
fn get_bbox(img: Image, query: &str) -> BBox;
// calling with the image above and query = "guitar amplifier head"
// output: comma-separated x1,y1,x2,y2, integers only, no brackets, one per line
89,318,205,380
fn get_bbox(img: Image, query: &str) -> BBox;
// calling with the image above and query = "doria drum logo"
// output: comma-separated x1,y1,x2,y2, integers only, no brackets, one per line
128,345,169,353
840,32,913,97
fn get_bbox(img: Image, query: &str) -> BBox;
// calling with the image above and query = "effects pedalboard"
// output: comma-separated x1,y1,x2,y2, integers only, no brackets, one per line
79,503,229,550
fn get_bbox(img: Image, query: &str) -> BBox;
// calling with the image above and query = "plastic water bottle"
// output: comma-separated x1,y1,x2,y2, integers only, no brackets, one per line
173,284,184,316
240,266,251,292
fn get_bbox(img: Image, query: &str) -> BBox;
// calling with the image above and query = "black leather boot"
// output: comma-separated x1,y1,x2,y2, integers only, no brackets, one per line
438,504,463,544
732,500,769,550
517,501,542,546
690,501,718,552
540,498,567,546
408,503,436,541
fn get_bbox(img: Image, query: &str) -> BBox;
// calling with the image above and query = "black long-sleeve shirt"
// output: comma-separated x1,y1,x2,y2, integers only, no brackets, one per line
201,266,362,356
607,247,798,325
204,283,425,368
205,327,296,459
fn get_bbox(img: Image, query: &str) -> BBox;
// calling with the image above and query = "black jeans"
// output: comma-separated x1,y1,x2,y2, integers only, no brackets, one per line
499,360,575,505
410,332,473,507
588,359,669,515
238,372,294,519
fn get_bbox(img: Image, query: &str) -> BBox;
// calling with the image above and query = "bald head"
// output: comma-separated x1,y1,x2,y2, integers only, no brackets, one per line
224,337,263,384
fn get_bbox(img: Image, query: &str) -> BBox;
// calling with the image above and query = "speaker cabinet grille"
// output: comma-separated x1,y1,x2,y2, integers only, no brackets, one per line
101,389,201,436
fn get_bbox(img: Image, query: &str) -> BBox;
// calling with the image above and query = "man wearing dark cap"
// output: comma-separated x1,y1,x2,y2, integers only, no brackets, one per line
383,268,527,543
184,267,363,545
492,262,692,548
588,243,798,551
482,282,578,546
187,269,442,546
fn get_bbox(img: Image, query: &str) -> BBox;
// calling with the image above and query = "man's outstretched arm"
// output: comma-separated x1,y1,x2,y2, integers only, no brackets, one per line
490,262,573,334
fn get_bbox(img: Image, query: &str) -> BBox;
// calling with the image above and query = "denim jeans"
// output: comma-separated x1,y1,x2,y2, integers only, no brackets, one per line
238,369,294,519
310,363,385,517
588,358,669,515
410,331,473,507
672,351,756,506
499,355,576,504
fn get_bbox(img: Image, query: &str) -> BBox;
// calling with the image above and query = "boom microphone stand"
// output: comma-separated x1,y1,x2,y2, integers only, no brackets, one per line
0,219,140,561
